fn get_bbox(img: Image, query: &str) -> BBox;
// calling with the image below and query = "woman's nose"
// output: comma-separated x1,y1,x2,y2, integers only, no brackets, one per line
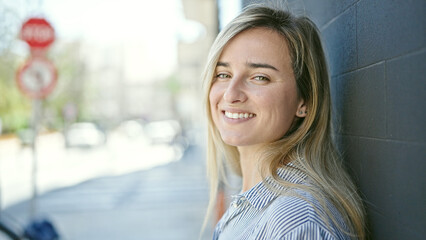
223,77,247,103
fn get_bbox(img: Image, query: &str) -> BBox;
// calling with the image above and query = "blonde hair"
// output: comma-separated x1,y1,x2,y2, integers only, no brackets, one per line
202,5,365,239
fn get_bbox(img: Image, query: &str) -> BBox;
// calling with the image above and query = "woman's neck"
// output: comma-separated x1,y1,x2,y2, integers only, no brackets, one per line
238,145,264,192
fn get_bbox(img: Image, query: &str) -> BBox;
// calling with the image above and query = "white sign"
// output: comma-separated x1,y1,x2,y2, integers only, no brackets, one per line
16,58,57,99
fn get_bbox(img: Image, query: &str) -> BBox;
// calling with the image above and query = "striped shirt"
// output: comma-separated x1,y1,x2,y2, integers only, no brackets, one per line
213,165,350,240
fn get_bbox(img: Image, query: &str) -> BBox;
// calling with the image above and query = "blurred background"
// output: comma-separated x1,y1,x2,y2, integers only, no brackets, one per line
2,0,424,239
0,0,242,239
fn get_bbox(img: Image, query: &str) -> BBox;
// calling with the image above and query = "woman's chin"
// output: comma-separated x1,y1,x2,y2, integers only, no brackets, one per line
221,136,252,147
221,136,244,147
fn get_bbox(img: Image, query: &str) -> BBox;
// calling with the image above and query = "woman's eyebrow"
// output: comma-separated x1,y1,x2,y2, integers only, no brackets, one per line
216,62,229,67
247,62,279,71
216,61,279,71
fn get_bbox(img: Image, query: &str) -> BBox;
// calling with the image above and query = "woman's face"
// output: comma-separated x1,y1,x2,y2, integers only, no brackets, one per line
209,27,305,147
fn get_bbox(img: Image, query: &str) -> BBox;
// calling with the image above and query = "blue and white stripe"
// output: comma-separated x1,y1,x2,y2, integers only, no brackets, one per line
213,166,350,239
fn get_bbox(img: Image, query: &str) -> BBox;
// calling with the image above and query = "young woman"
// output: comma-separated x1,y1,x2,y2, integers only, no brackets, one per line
202,5,366,240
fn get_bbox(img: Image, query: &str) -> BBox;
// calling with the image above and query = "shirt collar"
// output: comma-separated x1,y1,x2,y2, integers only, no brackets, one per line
239,163,308,210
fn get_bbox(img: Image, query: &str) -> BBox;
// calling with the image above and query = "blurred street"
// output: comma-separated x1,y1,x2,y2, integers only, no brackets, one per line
0,131,213,239
0,0,223,239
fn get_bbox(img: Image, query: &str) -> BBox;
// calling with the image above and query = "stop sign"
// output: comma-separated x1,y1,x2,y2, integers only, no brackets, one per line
20,17,55,49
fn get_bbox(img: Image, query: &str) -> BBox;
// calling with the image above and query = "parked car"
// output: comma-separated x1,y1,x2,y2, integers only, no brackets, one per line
144,120,181,145
116,119,145,139
64,122,106,148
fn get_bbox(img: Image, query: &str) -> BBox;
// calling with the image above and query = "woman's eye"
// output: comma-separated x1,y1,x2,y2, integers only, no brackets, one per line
253,75,270,82
216,73,230,79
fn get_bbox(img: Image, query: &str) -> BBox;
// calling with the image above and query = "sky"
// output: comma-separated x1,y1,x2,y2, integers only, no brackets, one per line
1,0,244,85
3,0,240,46
42,0,183,43
3,0,187,43
2,0,209,83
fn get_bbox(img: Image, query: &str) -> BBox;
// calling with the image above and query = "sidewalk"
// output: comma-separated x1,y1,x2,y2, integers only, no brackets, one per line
1,145,213,240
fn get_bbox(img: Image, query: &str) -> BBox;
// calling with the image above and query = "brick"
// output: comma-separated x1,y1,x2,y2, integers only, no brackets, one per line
294,0,357,27
357,0,426,66
322,6,357,77
366,209,398,240
341,136,394,215
386,50,426,142
342,136,426,238
335,63,386,138
367,209,423,240
330,77,342,135
390,141,426,236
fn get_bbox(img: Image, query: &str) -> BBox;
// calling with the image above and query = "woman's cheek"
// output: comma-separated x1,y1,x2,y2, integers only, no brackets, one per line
209,84,224,108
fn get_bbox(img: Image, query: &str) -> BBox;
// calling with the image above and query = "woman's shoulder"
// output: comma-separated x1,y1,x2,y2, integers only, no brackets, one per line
264,190,322,225
259,189,350,239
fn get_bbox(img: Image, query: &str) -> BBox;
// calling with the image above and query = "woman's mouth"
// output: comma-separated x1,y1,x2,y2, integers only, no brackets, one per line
223,111,256,119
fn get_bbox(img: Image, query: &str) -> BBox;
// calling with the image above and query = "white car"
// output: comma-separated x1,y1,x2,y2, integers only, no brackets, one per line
65,122,106,148
144,120,181,144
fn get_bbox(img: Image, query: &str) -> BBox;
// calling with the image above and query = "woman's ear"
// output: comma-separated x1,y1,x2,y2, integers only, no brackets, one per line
295,100,307,118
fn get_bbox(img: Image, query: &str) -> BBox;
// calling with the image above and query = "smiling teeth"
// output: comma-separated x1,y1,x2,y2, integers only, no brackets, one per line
225,111,255,119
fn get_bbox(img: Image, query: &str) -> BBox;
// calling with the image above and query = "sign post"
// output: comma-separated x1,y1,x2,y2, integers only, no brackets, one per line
17,16,56,219
30,99,42,218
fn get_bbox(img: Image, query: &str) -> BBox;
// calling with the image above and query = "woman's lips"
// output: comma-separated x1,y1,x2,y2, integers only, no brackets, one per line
223,111,256,119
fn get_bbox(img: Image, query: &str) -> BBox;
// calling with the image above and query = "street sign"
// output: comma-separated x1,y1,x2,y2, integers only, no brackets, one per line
20,17,55,49
16,58,57,99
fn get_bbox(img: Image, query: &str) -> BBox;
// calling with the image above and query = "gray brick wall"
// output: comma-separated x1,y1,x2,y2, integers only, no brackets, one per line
242,0,426,239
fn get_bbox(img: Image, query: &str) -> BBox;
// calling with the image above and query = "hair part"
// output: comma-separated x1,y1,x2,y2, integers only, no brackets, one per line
202,4,365,239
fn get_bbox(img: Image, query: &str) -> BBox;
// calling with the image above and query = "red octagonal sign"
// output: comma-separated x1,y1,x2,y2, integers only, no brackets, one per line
20,17,55,49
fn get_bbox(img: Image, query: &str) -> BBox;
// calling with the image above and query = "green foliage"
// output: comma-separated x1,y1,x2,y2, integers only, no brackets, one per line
0,64,31,133
0,41,88,134
165,74,181,94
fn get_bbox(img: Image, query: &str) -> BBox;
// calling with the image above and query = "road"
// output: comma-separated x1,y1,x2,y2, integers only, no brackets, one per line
0,131,181,209
0,130,213,239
